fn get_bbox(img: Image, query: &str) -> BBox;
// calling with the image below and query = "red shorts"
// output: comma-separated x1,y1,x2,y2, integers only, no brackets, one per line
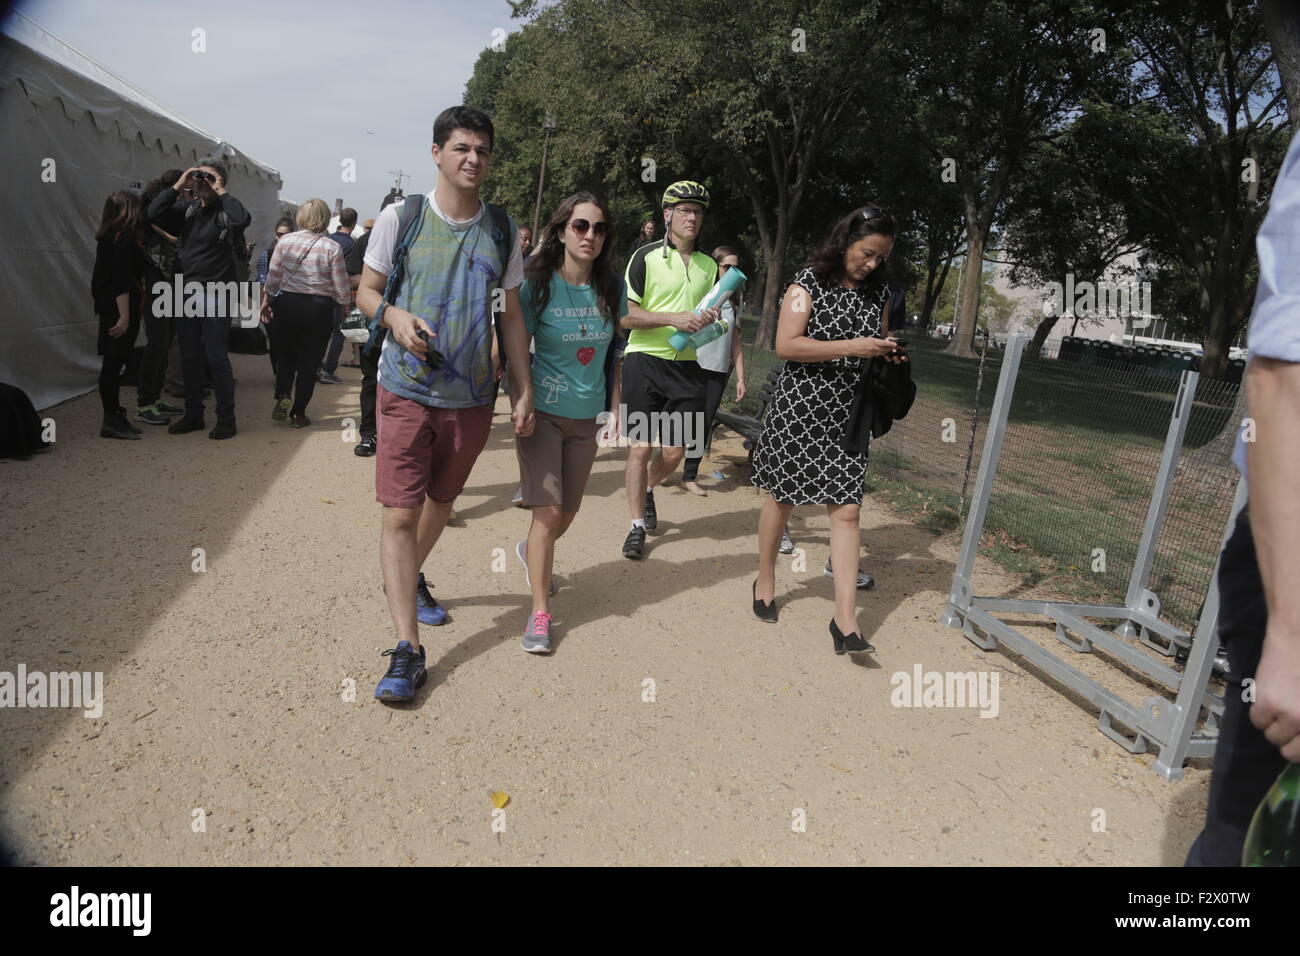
375,385,493,507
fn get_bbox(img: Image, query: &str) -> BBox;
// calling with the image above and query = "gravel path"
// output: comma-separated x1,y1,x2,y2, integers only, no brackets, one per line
0,355,1211,865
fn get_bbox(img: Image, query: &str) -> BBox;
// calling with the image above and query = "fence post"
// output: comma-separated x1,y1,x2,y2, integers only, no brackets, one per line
1115,369,1198,640
939,332,1027,630
1151,475,1246,780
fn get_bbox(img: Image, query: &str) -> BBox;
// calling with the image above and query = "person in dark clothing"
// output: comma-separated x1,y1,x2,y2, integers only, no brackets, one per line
319,207,359,383
146,156,252,440
91,190,147,440
354,193,401,457
134,170,185,425
259,218,296,400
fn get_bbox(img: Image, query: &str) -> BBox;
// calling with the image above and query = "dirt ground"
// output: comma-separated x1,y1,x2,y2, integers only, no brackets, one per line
0,353,1213,865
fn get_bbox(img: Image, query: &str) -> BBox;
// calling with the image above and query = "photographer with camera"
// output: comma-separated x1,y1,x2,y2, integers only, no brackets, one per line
146,157,251,440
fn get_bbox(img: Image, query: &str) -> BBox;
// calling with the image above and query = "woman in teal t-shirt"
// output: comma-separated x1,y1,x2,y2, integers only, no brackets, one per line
514,191,628,654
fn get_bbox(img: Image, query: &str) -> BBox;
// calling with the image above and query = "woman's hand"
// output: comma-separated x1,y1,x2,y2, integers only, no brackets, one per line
107,316,130,338
260,298,273,325
599,407,620,446
846,336,900,359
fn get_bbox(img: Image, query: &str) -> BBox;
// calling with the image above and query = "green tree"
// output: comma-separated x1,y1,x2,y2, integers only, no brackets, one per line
1101,0,1289,377
899,0,1107,359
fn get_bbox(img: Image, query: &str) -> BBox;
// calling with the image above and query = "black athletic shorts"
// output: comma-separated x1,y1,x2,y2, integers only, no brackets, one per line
620,351,706,449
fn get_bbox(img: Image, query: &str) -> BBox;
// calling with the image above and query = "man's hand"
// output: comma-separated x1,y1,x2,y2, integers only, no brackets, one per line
736,377,747,401
1251,625,1300,761
386,306,434,356
512,393,535,437
107,317,130,338
173,167,199,192
670,309,712,334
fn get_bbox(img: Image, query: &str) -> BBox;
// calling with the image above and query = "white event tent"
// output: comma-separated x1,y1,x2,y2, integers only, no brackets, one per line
0,12,282,411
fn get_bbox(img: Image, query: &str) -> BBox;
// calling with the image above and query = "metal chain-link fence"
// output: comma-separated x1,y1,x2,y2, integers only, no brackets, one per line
726,335,1241,632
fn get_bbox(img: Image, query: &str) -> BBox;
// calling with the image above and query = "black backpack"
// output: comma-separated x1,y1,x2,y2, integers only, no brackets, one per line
0,383,50,459
184,201,251,282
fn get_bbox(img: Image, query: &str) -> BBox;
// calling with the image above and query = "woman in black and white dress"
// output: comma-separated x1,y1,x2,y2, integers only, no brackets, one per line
750,205,907,654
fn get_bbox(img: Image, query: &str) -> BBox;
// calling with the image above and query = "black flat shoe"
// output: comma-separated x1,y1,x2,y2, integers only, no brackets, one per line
753,580,778,623
830,618,873,655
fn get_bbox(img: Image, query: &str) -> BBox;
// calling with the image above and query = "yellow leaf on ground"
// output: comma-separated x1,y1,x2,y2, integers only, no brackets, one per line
320,498,335,505
491,790,510,809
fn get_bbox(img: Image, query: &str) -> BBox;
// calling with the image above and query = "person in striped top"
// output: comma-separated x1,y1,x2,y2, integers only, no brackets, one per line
261,198,351,427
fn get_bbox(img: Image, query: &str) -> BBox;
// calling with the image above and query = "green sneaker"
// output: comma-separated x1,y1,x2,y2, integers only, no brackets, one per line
155,400,183,415
272,397,291,421
134,405,170,425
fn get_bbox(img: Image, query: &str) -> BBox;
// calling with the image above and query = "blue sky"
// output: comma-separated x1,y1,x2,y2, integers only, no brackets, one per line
9,0,522,216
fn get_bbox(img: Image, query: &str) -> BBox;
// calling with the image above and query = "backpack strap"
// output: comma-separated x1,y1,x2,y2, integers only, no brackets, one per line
484,202,516,320
364,195,427,356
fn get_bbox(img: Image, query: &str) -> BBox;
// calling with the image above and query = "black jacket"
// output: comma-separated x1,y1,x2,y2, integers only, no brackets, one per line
842,355,916,454
147,187,251,283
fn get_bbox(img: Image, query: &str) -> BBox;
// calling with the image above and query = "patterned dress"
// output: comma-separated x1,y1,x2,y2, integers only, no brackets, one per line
752,266,888,505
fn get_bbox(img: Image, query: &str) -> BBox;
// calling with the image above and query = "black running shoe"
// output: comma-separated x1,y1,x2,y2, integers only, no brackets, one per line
354,437,376,457
623,526,646,559
643,489,658,531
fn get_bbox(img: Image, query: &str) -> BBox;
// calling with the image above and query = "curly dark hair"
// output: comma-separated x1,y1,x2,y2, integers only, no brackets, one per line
804,204,897,291
142,169,183,210
524,191,621,325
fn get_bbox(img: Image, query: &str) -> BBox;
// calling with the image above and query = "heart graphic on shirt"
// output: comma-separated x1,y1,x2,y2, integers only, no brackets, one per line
577,347,596,366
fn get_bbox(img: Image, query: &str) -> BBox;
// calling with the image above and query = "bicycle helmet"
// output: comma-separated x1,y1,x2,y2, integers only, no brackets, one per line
661,181,710,209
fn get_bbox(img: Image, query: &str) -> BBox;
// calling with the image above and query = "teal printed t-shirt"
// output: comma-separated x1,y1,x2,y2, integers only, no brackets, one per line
521,273,627,420
377,202,514,408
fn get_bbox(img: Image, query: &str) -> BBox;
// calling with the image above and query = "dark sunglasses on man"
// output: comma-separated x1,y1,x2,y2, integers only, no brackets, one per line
569,218,608,237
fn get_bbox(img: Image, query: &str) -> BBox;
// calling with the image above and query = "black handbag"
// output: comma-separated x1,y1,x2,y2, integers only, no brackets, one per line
842,356,916,454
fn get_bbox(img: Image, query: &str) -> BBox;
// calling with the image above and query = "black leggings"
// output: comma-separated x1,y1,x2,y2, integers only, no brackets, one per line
271,292,335,416
682,367,730,482
98,310,141,417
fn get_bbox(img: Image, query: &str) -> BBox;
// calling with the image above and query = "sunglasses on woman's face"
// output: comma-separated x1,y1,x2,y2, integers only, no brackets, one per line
568,218,608,237
719,263,735,271
276,231,290,237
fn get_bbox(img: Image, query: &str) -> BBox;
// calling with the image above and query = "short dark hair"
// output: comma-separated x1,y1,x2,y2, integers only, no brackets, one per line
805,204,897,288
275,217,295,233
339,207,358,229
196,156,229,184
433,106,494,151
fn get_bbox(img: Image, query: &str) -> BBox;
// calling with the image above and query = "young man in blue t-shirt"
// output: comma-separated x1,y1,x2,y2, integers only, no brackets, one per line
356,106,535,702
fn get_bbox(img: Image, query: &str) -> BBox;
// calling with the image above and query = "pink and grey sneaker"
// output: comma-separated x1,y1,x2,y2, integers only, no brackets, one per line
521,611,552,654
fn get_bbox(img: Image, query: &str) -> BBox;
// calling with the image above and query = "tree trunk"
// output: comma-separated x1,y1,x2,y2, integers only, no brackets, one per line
1200,333,1229,381
1263,0,1300,128
1027,313,1059,358
755,216,789,351
945,196,985,358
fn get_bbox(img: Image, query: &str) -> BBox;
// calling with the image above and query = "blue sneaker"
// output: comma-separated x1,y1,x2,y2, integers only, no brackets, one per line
374,640,427,702
416,572,448,626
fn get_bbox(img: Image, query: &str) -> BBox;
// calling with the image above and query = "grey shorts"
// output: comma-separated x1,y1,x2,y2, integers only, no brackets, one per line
515,410,601,513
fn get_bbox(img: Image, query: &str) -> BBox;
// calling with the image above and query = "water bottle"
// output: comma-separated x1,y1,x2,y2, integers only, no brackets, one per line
1242,762,1300,866
669,266,748,351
